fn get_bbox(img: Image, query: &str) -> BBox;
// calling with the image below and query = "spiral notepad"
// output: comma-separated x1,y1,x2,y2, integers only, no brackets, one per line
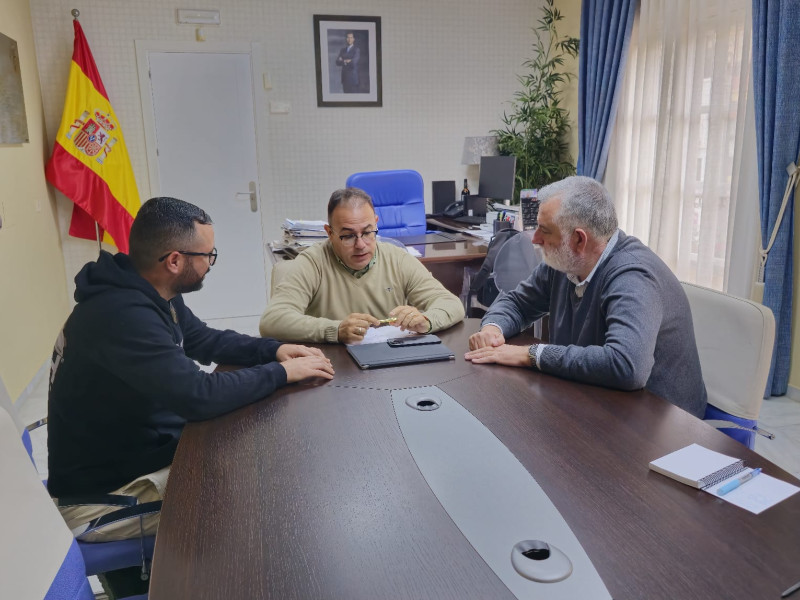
648,444,746,489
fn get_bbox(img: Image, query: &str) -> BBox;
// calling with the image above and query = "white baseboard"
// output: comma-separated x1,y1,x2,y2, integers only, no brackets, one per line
786,385,800,402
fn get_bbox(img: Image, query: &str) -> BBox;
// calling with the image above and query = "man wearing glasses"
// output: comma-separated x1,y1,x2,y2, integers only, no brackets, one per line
48,196,334,541
260,187,464,344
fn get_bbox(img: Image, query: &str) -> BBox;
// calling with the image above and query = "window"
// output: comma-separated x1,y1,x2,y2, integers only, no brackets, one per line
605,0,752,290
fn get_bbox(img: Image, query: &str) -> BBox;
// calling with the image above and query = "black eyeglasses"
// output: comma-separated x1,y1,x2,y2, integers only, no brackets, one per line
158,247,218,266
333,229,379,246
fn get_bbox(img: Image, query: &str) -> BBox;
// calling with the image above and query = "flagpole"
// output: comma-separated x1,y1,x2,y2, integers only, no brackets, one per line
94,222,102,255
74,7,100,257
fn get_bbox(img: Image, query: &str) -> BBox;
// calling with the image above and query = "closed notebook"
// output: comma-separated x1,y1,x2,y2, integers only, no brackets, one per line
346,338,454,369
648,443,745,489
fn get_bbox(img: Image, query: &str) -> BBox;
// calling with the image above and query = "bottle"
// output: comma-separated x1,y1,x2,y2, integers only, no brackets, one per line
461,179,470,204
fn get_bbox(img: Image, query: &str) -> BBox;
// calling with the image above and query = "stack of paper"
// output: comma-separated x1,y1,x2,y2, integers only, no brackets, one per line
282,219,328,247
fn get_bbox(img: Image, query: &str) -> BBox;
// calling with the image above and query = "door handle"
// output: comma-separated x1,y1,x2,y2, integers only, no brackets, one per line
235,181,258,212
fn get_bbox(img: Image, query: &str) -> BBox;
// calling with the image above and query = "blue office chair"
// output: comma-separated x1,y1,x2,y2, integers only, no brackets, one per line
681,282,776,449
346,169,427,237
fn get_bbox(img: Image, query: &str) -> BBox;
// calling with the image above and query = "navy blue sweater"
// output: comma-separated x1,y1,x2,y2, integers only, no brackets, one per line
48,251,287,496
483,232,707,418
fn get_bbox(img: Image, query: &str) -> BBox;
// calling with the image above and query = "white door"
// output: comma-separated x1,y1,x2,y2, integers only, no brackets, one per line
138,45,267,321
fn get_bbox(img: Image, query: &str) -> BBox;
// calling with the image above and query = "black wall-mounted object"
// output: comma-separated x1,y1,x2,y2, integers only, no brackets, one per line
432,180,456,215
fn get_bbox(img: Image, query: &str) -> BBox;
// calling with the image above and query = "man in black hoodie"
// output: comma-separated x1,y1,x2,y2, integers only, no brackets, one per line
48,197,334,540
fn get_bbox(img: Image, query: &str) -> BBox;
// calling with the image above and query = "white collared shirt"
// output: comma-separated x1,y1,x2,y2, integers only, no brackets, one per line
566,229,619,298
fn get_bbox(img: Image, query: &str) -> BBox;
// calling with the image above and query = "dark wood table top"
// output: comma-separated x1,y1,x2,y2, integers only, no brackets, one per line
150,320,800,600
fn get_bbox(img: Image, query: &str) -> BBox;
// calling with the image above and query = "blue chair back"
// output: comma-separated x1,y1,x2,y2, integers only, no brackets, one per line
46,540,96,600
703,403,757,449
346,170,427,237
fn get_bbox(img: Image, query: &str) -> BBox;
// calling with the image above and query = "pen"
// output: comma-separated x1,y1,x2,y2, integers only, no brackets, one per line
717,468,761,496
782,579,800,598
375,317,397,327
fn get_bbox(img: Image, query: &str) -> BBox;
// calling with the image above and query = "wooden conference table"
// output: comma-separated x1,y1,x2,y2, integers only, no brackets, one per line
149,321,800,599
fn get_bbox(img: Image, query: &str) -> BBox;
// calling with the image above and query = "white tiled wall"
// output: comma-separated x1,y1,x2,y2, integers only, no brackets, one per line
29,0,538,296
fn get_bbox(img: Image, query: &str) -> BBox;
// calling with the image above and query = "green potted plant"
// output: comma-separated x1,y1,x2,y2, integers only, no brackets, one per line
494,0,579,201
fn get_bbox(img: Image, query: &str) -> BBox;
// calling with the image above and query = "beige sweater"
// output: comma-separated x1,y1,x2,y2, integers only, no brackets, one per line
260,241,465,343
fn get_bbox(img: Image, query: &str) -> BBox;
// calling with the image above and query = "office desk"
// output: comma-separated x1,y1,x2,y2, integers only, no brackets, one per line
269,240,488,298
150,321,800,599
407,239,487,297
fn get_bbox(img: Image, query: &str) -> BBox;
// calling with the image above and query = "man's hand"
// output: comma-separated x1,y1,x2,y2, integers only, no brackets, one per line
389,306,430,333
281,355,335,383
276,344,325,361
464,344,529,368
468,325,506,350
338,313,381,344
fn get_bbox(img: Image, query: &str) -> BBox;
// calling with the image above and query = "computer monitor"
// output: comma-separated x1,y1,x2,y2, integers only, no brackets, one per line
431,180,456,215
478,156,516,202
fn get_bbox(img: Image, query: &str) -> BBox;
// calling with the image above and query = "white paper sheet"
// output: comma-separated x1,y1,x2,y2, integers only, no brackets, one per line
704,468,800,514
346,325,416,346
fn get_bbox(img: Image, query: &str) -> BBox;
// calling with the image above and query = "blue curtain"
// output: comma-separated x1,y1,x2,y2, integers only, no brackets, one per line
576,0,637,181
752,0,800,396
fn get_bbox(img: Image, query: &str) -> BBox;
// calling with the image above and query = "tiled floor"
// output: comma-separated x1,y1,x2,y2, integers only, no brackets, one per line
754,393,800,478
12,315,800,598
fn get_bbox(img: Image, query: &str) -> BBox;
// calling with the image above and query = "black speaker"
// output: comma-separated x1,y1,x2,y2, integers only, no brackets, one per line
432,180,456,215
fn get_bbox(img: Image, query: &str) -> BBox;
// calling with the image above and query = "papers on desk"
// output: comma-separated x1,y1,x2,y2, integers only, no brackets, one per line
346,325,415,346
466,228,493,243
283,219,326,232
282,218,327,247
649,444,800,514
406,246,422,257
704,468,799,514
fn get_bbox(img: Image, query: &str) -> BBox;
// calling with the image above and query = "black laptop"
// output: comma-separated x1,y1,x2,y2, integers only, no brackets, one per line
347,335,455,369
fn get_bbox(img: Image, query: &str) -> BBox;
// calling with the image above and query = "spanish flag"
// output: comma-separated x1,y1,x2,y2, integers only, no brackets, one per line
45,19,140,253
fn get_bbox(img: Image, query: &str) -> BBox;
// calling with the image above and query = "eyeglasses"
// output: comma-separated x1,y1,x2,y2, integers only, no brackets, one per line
333,229,378,247
158,247,218,266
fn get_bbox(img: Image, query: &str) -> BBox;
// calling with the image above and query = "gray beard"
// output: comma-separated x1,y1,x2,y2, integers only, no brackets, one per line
542,240,585,276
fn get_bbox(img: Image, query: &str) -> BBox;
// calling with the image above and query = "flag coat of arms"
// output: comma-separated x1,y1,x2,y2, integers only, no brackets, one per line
45,19,140,252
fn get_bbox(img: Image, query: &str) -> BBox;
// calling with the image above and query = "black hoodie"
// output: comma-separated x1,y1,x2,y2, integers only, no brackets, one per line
47,251,287,496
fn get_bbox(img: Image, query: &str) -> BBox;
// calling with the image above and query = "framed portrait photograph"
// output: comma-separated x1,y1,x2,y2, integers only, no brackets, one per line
313,15,382,107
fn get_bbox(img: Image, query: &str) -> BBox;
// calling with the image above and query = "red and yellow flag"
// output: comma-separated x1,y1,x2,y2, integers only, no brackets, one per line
45,19,140,253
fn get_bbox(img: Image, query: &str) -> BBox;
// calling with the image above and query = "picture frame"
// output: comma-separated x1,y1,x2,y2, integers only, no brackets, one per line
0,32,29,143
313,15,382,107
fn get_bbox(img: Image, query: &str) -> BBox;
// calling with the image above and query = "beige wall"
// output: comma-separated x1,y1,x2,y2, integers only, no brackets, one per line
0,0,69,399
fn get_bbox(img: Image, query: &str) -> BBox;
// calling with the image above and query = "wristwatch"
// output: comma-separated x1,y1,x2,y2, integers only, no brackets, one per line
528,344,539,370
